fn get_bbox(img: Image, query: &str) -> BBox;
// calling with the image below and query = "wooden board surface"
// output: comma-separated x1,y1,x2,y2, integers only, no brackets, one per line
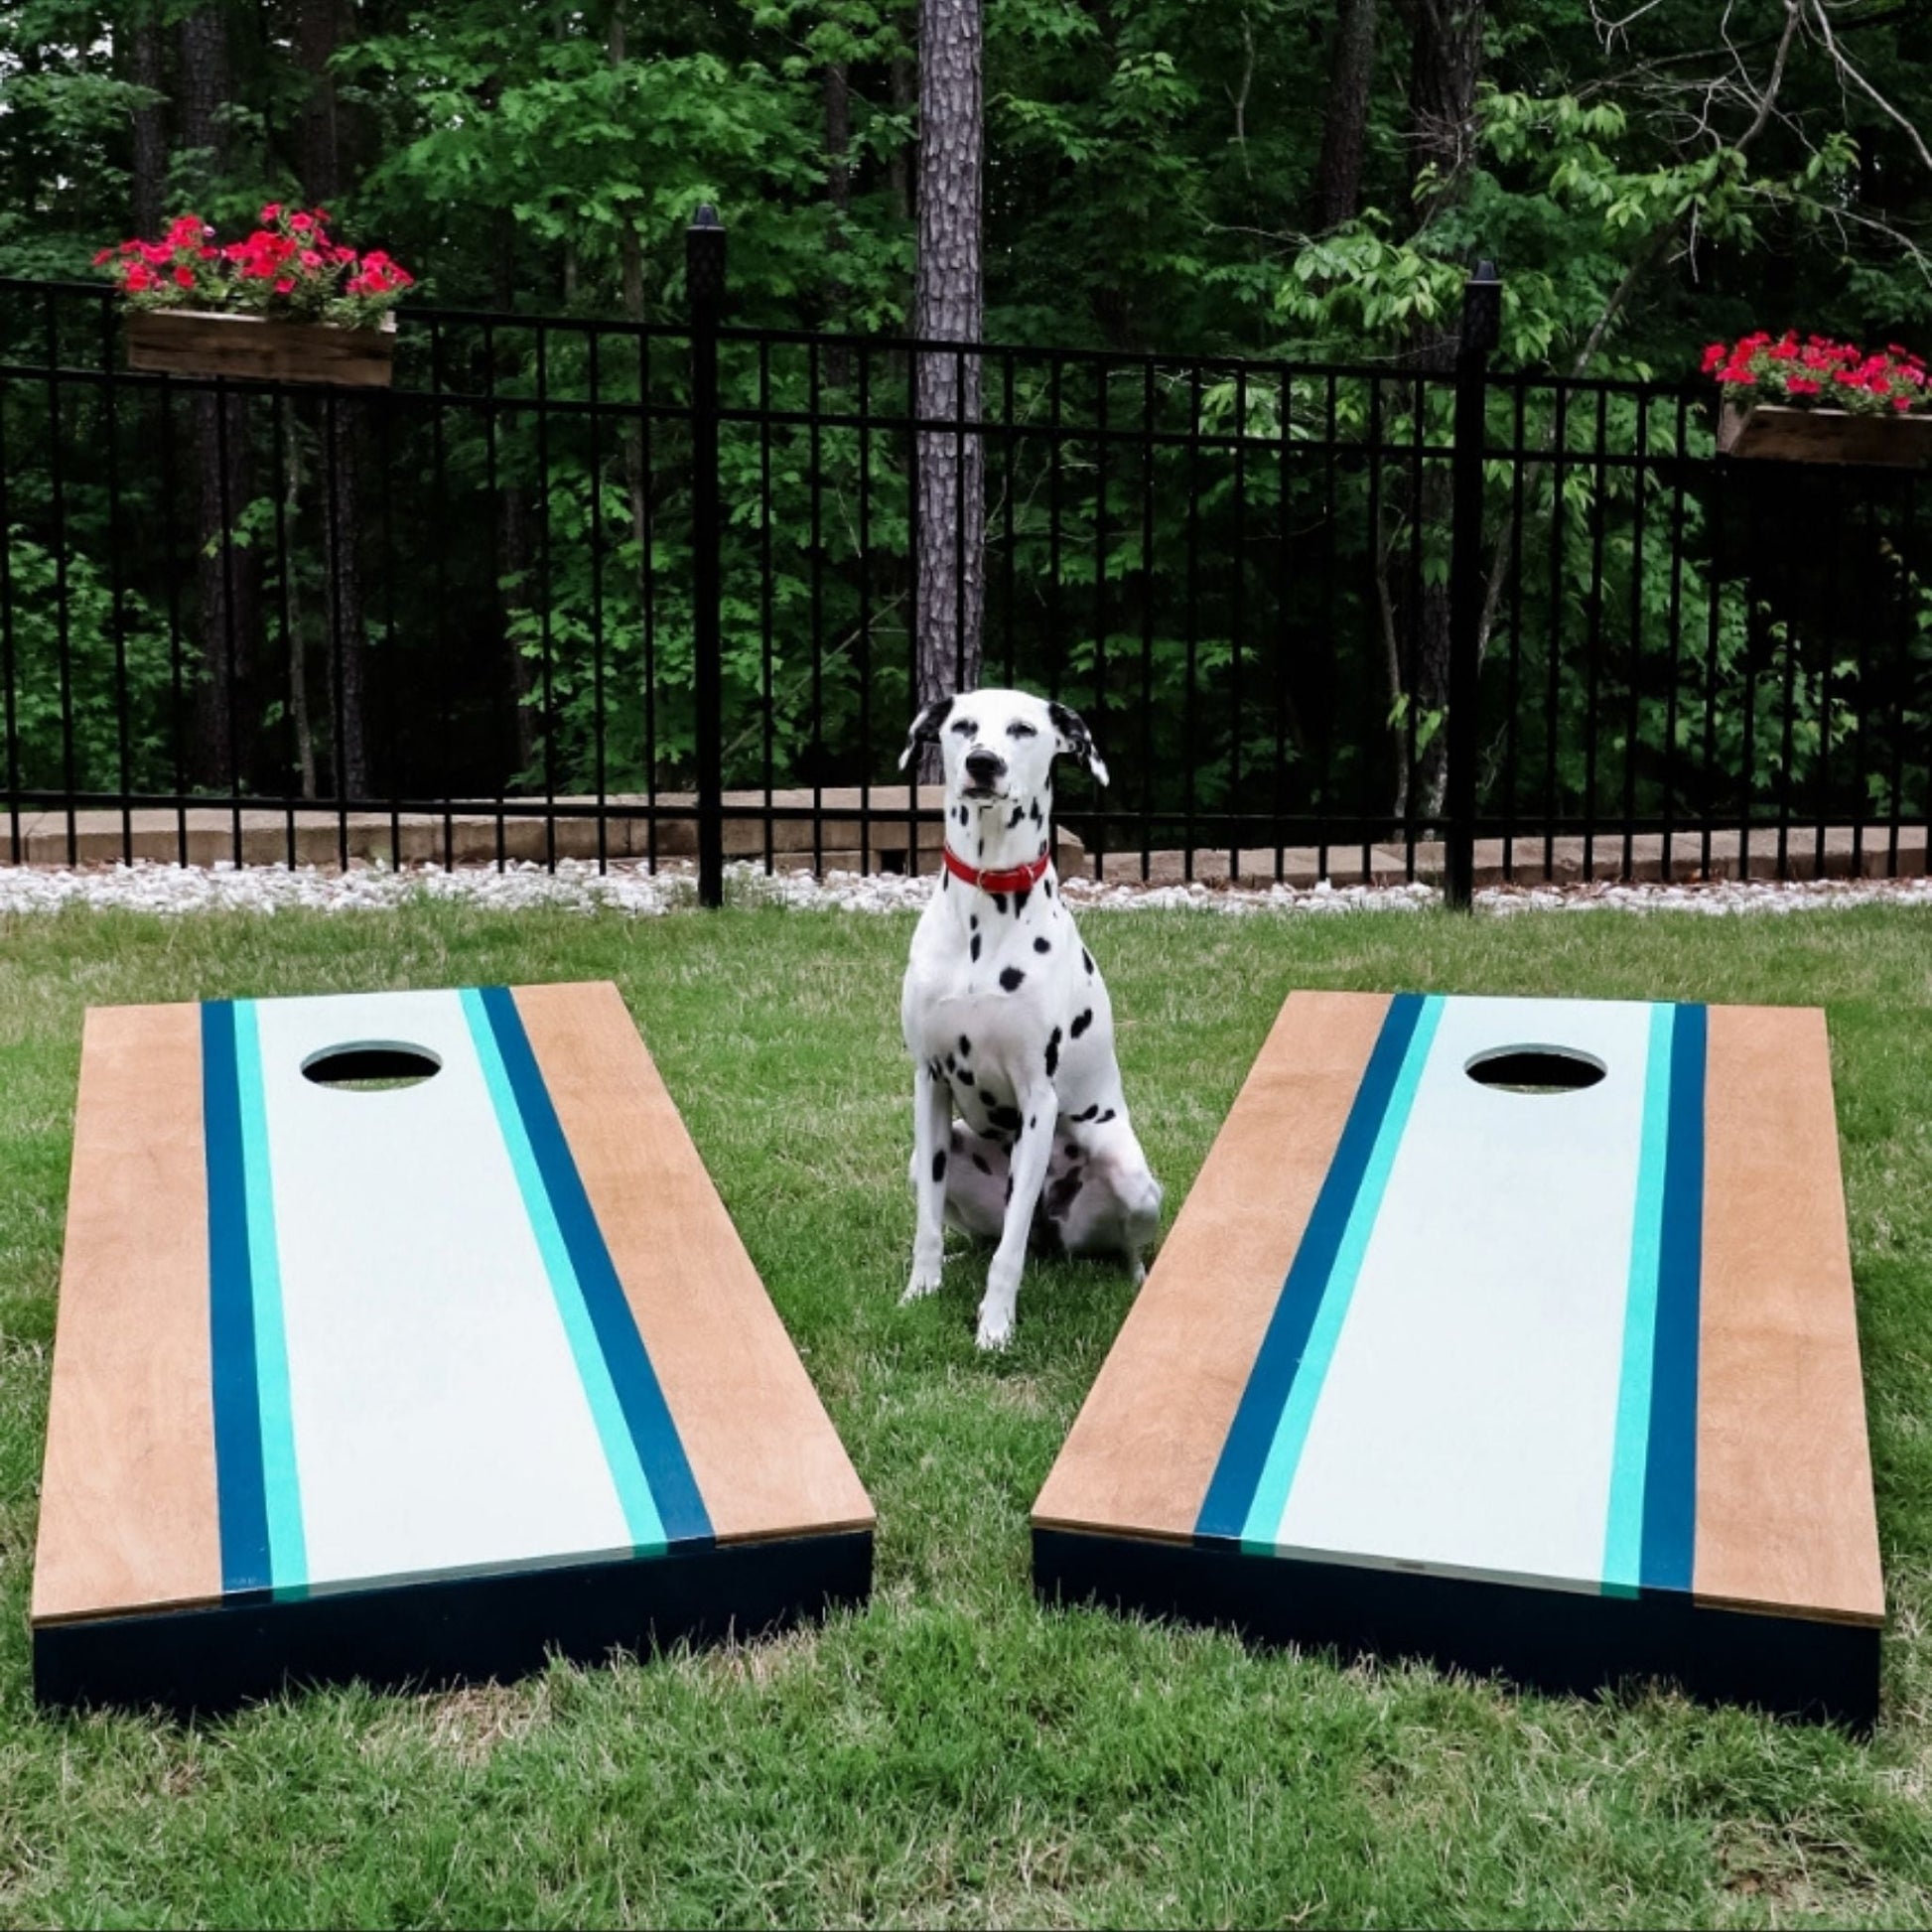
1696,1006,1884,1624
34,981,871,1638
1033,991,1391,1543
1034,990,1883,1635
32,1006,221,1623
514,983,873,1545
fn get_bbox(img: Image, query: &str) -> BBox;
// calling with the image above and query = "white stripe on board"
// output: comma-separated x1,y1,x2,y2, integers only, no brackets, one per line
1262,995,1657,1593
252,989,633,1591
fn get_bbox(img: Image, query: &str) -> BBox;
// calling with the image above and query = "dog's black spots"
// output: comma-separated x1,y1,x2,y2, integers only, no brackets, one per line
931,1150,947,1183
971,934,982,962
1045,1170,1084,1219
972,1152,991,1174
959,1035,972,1056
1063,1141,1084,1161
945,1051,957,1072
969,915,978,931
1008,805,1026,831
1075,1103,1100,1122
1030,1114,1037,1130
926,1058,943,1081
990,1104,1022,1131
1031,798,1042,825
1070,1008,1094,1039
941,871,949,891
1034,936,1050,954
956,805,968,826
1005,1175,1014,1203
1043,878,1053,897
991,892,1007,916
957,1068,975,1087
1044,1027,1062,1078
1013,886,1031,916
1000,966,1026,993
1082,947,1095,976
1097,1108,1117,1123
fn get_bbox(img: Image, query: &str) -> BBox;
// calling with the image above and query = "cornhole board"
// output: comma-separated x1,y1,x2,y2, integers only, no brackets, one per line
33,980,874,1713
1034,992,1884,1724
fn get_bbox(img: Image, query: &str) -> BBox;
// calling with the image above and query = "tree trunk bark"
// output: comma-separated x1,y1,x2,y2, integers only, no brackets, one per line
824,59,852,383
1313,0,1378,229
610,3,654,786
1395,0,1484,818
492,207,538,777
295,0,370,797
129,9,168,238
912,0,986,741
179,2,263,791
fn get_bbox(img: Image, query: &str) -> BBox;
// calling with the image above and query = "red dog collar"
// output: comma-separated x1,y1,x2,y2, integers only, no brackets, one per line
942,844,1051,894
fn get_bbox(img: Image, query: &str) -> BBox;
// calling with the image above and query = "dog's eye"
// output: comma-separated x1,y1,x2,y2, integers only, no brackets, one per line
950,718,977,737
1006,721,1038,740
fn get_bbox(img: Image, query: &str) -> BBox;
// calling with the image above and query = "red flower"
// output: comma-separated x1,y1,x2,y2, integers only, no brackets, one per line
260,203,282,223
1785,376,1822,395
274,276,295,294
172,265,196,289
1701,343,1726,373
290,212,315,233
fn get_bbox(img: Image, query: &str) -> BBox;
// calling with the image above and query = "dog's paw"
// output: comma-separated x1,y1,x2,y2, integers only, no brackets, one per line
900,1255,944,1305
975,1299,1016,1350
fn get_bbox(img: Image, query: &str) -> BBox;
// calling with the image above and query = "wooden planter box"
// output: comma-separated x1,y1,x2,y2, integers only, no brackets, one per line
1719,398,1932,468
123,308,396,388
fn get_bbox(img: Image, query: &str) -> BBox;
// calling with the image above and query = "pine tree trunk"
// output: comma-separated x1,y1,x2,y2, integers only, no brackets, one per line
1397,0,1484,819
179,2,263,792
1313,0,1378,229
610,4,654,788
129,9,168,238
912,0,985,743
296,0,370,798
824,60,853,384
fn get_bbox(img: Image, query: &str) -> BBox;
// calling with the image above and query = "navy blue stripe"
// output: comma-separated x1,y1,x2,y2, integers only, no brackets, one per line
202,1001,271,1594
477,986,715,1548
1641,1001,1706,1593
1195,993,1428,1544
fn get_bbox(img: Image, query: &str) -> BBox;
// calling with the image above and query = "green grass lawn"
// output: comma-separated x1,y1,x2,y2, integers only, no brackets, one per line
5,899,1932,1928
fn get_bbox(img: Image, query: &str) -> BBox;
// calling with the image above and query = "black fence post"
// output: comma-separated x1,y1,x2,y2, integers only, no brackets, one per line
687,206,727,907
1445,259,1501,910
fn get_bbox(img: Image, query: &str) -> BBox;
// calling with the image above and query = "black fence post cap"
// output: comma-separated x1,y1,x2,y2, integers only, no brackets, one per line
1460,258,1502,358
690,204,723,232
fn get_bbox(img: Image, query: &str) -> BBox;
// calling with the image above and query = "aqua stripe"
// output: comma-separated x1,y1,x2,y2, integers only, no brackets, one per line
1194,992,1443,1548
462,988,673,1555
1601,1002,1675,1596
1641,1002,1706,1592
203,1001,271,1594
231,1000,308,1596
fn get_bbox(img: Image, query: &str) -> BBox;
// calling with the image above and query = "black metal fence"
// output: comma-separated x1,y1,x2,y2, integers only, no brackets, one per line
2,225,1928,904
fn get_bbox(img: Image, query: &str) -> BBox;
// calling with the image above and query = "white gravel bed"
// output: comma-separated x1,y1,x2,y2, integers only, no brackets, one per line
0,857,1929,918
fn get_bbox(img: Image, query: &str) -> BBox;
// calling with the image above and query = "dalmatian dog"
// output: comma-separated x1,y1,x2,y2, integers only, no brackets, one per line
898,687,1164,1349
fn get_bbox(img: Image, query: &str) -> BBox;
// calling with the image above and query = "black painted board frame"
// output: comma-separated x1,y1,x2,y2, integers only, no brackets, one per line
37,1530,872,1717
1035,1528,1877,1728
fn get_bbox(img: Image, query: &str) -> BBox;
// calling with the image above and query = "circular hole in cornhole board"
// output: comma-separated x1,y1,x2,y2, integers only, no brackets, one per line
301,1042,444,1091
1463,1044,1606,1094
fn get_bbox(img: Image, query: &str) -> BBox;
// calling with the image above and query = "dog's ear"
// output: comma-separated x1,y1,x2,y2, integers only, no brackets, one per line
1046,701,1109,787
898,695,954,771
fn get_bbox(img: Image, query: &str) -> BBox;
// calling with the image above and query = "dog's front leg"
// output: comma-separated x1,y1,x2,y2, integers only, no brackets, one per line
977,1082,1055,1350
902,1060,952,1304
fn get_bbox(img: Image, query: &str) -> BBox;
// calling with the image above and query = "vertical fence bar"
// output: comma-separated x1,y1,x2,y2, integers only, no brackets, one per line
45,299,77,866
0,372,16,864
1445,261,1499,909
686,207,727,907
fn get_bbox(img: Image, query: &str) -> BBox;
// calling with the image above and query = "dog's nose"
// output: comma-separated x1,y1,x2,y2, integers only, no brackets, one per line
964,749,1007,788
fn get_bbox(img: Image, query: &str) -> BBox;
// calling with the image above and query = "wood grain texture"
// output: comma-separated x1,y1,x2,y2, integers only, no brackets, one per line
1719,400,1932,469
513,982,873,1544
1695,1005,1884,1626
1033,990,1391,1542
124,309,396,388
32,1005,221,1624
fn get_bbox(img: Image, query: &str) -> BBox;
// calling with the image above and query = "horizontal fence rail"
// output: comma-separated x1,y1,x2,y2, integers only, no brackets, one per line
1,255,1927,898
